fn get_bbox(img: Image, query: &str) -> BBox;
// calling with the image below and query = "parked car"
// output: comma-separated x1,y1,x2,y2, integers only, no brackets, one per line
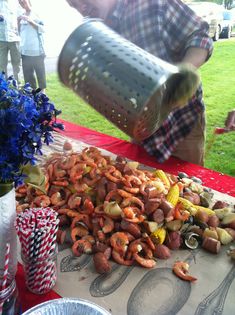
187,1,224,41
220,10,235,38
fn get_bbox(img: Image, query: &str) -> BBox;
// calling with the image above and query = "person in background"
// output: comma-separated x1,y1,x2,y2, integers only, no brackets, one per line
65,0,213,166
225,109,235,131
18,0,46,92
0,0,21,81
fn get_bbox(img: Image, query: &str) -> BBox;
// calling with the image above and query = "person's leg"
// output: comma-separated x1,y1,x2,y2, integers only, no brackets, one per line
34,56,47,90
0,41,9,76
171,111,206,166
9,41,21,82
21,55,37,89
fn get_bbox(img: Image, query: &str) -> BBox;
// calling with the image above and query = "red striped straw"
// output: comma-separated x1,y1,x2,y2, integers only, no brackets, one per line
0,243,10,315
2,243,10,290
16,207,59,294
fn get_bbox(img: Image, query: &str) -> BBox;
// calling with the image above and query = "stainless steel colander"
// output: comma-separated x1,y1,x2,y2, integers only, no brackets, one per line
58,19,199,141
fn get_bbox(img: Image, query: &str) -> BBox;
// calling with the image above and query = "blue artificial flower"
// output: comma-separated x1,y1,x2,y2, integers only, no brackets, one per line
0,72,64,186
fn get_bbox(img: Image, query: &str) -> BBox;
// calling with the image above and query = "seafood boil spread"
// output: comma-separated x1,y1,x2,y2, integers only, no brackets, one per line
16,136,235,314
16,142,235,273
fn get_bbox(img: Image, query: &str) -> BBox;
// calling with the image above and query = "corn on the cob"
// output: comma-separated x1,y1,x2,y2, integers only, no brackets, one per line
178,197,197,216
166,184,180,207
154,170,170,189
194,205,215,216
178,197,193,208
151,227,166,244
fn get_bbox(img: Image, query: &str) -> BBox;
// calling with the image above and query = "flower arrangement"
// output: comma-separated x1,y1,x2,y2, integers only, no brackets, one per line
0,73,64,189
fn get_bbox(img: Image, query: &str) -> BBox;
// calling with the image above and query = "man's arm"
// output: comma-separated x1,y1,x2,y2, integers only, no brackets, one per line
164,0,213,67
182,47,209,69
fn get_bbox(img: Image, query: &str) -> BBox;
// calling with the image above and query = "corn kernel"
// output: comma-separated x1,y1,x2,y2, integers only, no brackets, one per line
166,184,180,207
154,170,170,189
194,205,215,216
178,197,197,216
151,227,166,244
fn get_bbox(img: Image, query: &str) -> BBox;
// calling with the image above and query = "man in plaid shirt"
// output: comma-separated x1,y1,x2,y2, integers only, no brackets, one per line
66,0,213,165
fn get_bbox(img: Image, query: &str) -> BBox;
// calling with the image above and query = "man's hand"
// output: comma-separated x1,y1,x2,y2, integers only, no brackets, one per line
18,15,28,23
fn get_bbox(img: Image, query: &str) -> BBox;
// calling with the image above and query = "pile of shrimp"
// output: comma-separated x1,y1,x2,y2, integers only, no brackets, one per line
16,146,180,272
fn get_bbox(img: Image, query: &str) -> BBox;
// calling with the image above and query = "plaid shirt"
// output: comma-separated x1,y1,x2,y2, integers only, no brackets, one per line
106,0,213,162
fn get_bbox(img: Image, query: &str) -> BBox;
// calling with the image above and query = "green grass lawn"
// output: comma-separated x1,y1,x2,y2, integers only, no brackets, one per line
200,38,235,176
46,38,235,177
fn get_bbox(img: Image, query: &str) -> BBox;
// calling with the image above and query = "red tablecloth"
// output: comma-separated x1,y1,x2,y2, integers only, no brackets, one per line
58,119,235,196
16,120,235,312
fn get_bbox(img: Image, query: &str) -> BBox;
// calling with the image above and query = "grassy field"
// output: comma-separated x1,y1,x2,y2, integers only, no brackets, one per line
46,38,235,177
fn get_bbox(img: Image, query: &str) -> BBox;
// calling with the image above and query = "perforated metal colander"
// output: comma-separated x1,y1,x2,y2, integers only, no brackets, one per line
58,19,199,141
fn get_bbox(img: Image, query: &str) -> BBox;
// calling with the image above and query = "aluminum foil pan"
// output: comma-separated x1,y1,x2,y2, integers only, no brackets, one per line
22,298,111,315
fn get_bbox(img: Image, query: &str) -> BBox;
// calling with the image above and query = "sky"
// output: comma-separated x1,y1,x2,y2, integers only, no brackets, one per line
31,0,82,57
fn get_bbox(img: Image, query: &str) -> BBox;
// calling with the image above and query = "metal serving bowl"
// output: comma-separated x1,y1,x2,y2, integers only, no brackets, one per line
58,18,199,141
22,298,111,315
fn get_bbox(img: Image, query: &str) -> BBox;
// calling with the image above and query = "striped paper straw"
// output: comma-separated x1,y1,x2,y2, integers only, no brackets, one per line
2,243,10,290
16,207,59,294
0,243,10,315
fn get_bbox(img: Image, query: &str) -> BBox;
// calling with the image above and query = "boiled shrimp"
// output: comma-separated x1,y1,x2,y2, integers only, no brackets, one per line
110,232,129,255
53,161,66,179
59,154,76,170
173,261,197,282
133,253,156,268
105,190,122,203
72,239,93,257
80,198,95,214
123,186,140,194
69,164,84,183
71,213,92,230
121,196,145,212
121,207,145,223
122,175,142,188
112,250,133,266
130,240,156,268
74,181,89,193
68,193,82,209
50,191,66,207
52,180,69,187
99,215,114,234
71,225,89,243
32,195,51,207
81,147,95,162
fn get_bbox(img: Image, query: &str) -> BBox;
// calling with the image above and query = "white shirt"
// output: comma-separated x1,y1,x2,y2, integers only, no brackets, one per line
19,11,45,56
0,0,21,42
